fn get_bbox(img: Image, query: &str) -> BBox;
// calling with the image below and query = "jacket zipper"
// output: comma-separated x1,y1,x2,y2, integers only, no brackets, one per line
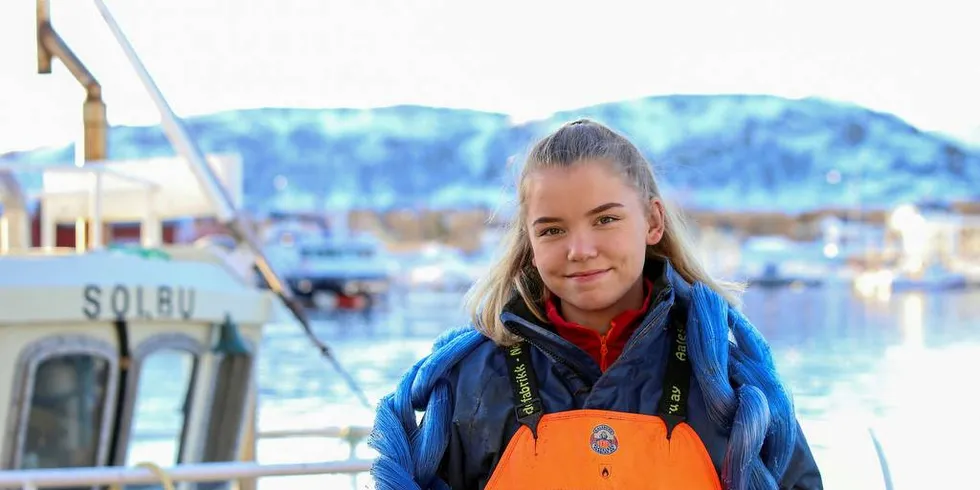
517,333,576,372
599,336,609,371
504,315,593,382
620,285,674,356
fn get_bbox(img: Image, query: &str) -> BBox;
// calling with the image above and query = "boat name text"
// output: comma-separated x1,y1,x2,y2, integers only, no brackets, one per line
82,284,196,320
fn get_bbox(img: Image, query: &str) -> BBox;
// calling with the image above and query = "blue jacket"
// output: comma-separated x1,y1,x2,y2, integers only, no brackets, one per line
373,259,823,489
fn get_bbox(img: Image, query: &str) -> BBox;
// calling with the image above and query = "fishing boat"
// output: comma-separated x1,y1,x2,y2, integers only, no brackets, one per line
283,234,396,312
0,1,373,488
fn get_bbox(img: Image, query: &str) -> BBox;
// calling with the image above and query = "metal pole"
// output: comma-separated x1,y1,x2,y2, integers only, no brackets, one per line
89,0,371,407
89,171,103,249
88,0,234,222
40,206,55,248
0,170,29,249
37,3,107,163
142,190,161,247
0,216,8,254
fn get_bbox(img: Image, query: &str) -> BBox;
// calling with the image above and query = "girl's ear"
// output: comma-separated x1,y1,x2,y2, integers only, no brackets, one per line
646,198,666,246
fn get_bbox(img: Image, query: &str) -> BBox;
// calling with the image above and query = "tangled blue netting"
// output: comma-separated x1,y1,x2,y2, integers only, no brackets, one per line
369,284,797,490
368,326,485,490
687,283,797,489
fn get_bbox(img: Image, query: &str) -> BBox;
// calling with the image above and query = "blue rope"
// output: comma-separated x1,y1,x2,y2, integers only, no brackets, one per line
369,326,485,489
687,283,797,489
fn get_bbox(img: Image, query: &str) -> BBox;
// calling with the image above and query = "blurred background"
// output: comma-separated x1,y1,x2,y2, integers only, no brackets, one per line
1,0,978,488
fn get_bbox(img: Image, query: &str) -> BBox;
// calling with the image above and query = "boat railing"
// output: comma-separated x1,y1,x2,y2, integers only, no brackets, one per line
257,425,373,445
0,425,376,489
134,425,374,457
0,460,373,490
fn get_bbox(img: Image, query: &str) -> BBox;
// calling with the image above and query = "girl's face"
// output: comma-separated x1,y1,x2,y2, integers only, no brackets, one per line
524,161,665,326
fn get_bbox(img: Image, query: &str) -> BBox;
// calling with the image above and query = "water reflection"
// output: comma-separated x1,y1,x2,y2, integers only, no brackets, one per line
899,293,924,350
741,287,980,488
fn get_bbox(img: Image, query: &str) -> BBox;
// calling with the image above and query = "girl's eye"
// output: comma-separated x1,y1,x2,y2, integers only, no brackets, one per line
538,227,562,237
596,216,619,225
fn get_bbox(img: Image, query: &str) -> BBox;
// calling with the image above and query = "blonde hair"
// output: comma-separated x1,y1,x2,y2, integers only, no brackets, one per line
465,119,744,345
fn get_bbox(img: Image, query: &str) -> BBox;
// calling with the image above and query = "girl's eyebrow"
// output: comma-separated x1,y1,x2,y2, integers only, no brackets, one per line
531,202,624,226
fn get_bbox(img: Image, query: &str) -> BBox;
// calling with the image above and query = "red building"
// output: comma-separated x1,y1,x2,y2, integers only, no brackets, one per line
27,204,180,248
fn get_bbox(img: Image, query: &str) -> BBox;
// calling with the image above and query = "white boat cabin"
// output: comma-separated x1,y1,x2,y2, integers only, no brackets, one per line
0,156,277,477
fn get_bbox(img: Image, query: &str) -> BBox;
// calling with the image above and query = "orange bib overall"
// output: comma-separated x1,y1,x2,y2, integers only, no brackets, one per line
486,311,722,490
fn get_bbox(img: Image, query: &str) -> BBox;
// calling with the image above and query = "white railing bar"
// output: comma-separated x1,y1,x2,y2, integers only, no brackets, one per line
258,426,373,440
133,426,374,442
0,460,373,489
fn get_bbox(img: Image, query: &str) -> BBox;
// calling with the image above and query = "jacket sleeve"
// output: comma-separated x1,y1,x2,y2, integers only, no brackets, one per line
436,358,468,489
778,419,824,489
437,345,514,489
438,418,469,489
437,359,503,490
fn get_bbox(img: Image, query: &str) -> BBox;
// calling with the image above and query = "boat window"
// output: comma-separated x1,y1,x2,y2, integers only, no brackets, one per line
111,333,204,471
124,348,198,467
23,355,110,469
7,336,119,471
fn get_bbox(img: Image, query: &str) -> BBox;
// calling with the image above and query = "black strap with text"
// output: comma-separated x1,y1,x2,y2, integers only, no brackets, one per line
656,306,692,440
503,341,544,439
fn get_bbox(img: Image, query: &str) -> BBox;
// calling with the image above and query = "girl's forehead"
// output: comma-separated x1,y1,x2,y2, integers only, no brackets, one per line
524,163,639,214
526,162,624,190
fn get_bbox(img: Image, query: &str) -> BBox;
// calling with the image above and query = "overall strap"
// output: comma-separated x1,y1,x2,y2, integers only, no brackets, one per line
656,306,692,439
503,341,543,439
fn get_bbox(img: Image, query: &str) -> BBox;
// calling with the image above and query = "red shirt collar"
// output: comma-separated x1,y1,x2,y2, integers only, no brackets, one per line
544,278,655,371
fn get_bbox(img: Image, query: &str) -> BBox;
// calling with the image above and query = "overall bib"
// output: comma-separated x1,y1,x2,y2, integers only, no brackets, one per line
485,310,722,490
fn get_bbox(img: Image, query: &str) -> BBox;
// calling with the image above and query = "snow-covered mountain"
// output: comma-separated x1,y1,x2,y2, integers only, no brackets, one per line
5,95,979,214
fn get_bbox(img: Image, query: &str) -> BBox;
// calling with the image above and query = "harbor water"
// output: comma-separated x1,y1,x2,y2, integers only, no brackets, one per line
131,285,980,489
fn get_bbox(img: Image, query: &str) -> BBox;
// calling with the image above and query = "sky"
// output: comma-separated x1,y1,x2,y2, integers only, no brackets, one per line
0,0,977,155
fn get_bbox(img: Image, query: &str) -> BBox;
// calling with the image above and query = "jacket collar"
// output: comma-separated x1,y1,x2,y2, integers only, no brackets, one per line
501,256,689,380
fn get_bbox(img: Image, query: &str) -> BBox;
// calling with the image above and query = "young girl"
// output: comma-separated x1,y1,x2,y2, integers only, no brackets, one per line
370,119,822,489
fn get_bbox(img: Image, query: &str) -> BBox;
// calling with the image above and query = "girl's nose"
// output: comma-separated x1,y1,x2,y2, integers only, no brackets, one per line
566,231,598,262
